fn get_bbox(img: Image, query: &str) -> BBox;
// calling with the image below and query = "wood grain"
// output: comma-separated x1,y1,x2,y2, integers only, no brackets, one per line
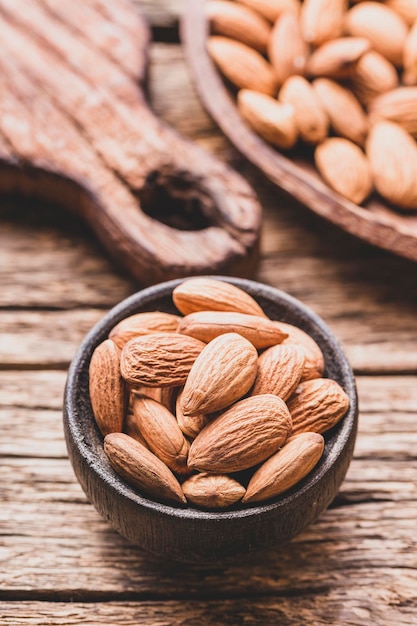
0,0,261,283
0,600,415,626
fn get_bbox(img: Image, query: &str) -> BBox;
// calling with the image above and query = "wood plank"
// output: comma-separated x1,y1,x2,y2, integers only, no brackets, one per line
0,598,415,626
0,199,136,309
0,310,107,368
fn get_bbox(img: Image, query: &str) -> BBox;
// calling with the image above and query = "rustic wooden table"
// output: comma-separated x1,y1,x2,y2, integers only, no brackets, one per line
1,1,417,624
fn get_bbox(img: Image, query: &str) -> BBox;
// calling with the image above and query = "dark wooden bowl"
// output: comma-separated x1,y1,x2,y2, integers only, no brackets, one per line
181,0,417,263
63,277,358,564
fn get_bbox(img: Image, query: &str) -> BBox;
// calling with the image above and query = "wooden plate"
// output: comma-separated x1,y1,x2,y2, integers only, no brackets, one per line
181,0,417,263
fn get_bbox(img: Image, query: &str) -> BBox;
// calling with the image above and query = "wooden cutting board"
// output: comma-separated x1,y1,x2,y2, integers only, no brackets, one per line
182,0,417,264
0,0,262,285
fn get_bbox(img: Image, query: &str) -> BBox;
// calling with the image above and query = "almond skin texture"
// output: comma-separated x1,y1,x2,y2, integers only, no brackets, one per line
278,322,325,380
243,432,325,502
237,89,298,149
131,395,190,475
176,389,211,439
177,310,288,349
188,394,293,473
344,2,408,67
368,87,417,137
366,121,417,210
268,11,308,85
109,311,180,350
251,344,305,401
279,75,329,144
172,277,266,317
386,0,417,25
300,0,347,47
305,37,370,80
181,332,258,416
124,409,150,449
350,51,399,106
104,433,186,504
313,78,368,146
314,137,373,204
206,0,271,53
120,332,205,388
181,473,246,508
89,339,127,436
287,378,350,435
403,20,417,85
238,0,300,23
208,36,278,95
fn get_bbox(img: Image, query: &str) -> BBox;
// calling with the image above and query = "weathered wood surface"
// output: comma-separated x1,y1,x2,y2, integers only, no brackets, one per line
1,2,417,624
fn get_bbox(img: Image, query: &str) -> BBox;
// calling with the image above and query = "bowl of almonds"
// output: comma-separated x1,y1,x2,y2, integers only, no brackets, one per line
182,0,417,263
64,276,358,563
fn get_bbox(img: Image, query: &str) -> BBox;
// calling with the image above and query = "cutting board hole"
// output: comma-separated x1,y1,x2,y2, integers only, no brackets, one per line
139,170,213,231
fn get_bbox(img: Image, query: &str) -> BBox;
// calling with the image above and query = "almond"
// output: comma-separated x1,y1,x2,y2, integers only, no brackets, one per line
279,322,325,380
403,20,417,85
300,0,347,47
188,394,292,473
305,37,370,79
287,378,350,435
268,11,308,85
251,343,305,400
109,311,180,350
314,137,373,204
279,75,329,144
181,473,246,508
89,339,127,436
172,277,266,317
207,36,278,95
344,2,408,67
176,388,212,439
238,0,300,23
366,120,417,210
368,87,417,137
313,78,368,146
205,0,271,53
120,332,205,388
237,89,298,149
243,432,324,502
104,433,186,504
181,332,258,416
386,0,417,26
124,405,150,449
177,310,288,349
349,51,399,106
131,395,190,475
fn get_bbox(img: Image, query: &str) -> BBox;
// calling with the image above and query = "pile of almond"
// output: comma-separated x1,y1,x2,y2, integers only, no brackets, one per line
206,0,417,209
88,278,350,509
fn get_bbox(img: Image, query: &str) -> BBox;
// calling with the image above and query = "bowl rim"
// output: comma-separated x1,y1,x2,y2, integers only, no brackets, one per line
64,275,358,522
